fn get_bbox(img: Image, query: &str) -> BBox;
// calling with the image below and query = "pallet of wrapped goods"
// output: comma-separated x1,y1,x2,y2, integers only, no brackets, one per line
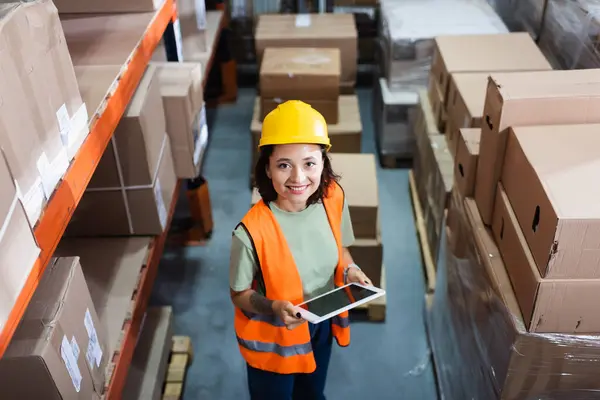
472,69,600,225
255,14,358,90
429,32,553,131
378,0,508,91
413,90,441,187
373,78,419,167
429,198,600,399
259,47,341,124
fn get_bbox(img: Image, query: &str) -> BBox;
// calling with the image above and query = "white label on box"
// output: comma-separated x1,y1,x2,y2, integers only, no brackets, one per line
61,336,82,392
57,104,72,147
71,337,80,360
84,309,103,368
154,179,167,230
295,14,311,27
173,18,184,62
36,153,53,199
21,178,44,224
195,0,207,30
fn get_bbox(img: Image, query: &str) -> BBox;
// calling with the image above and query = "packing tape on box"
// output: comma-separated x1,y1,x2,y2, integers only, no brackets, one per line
85,134,169,234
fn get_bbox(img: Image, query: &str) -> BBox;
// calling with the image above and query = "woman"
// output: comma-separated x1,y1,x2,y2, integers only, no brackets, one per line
229,100,372,399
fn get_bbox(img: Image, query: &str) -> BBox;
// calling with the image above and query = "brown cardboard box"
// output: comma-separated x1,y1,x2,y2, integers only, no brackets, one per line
251,95,362,166
0,257,107,399
446,185,468,258
250,153,379,239
0,153,40,329
454,128,480,198
413,90,441,188
430,32,552,106
52,0,161,13
56,237,152,358
501,124,600,279
67,138,177,236
475,71,600,225
492,183,600,333
350,237,383,288
255,14,357,86
259,47,341,123
152,62,207,179
0,0,88,224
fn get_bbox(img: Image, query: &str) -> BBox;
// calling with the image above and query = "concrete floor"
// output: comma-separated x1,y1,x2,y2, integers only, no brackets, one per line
150,88,438,399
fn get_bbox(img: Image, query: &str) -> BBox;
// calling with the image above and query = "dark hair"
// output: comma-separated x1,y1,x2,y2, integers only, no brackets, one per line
253,144,340,206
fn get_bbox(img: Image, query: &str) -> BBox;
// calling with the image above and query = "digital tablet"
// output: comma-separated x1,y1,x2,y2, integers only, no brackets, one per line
294,283,385,324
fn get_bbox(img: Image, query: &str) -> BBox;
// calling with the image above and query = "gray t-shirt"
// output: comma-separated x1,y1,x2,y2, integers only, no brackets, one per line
229,199,355,300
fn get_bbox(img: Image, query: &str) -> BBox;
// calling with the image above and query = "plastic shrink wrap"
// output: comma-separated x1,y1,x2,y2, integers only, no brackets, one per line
486,0,548,40
429,197,600,400
377,0,507,90
538,0,600,70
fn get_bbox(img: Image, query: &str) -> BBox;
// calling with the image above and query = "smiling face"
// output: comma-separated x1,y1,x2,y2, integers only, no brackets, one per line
266,143,324,211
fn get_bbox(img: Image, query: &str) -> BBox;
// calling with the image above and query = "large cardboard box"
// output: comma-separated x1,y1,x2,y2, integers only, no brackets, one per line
255,14,358,86
349,238,383,288
52,0,161,13
474,70,600,225
67,68,177,236
152,62,207,179
453,128,480,198
430,32,552,106
0,0,89,224
259,47,341,123
492,184,600,333
0,257,107,399
413,90,441,187
251,95,362,169
0,153,40,332
501,124,600,279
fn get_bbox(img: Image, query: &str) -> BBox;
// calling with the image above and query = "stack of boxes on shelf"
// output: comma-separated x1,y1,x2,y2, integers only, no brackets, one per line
414,32,552,265
414,25,600,396
250,14,362,183
0,0,211,397
373,0,508,164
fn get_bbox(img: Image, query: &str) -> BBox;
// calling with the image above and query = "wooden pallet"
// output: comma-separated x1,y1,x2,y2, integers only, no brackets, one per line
162,336,194,400
408,170,436,293
352,264,387,322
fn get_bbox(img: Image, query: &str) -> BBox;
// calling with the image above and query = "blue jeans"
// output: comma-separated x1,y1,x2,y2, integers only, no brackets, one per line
246,320,333,400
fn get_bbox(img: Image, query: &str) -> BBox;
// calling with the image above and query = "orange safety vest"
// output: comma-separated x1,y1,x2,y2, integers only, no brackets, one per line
234,181,351,374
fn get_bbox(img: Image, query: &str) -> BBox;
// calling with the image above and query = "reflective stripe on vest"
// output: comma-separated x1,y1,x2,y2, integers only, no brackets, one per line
235,181,351,374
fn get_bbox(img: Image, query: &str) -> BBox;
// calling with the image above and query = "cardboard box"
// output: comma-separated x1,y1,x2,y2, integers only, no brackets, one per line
350,237,383,288
67,136,177,236
52,0,161,13
475,71,600,225
0,257,107,399
259,48,341,123
413,90,441,187
255,14,358,86
430,32,552,106
0,153,40,332
492,183,600,333
446,185,468,258
152,62,207,179
501,124,600,279
454,128,480,198
0,0,88,224
250,153,379,239
56,237,152,358
251,95,362,167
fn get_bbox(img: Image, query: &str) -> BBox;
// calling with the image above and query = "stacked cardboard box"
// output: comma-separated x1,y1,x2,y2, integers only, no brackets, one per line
259,47,342,124
429,32,552,133
255,14,358,93
430,69,600,397
251,153,383,286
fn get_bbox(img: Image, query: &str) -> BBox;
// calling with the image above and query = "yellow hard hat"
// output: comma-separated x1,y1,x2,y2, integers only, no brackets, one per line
259,100,331,150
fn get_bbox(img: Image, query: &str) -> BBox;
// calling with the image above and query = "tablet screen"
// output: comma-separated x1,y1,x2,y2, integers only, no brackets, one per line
304,285,378,317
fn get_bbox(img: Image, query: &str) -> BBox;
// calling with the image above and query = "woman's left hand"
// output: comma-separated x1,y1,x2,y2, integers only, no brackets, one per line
347,267,373,286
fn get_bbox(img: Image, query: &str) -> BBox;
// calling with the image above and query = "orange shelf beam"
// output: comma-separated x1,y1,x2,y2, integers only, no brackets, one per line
0,0,175,358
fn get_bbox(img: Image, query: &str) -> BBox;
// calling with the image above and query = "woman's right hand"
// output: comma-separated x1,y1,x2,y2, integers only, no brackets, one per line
272,300,305,330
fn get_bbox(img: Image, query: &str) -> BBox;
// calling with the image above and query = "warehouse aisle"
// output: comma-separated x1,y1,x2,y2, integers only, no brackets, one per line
150,88,438,399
